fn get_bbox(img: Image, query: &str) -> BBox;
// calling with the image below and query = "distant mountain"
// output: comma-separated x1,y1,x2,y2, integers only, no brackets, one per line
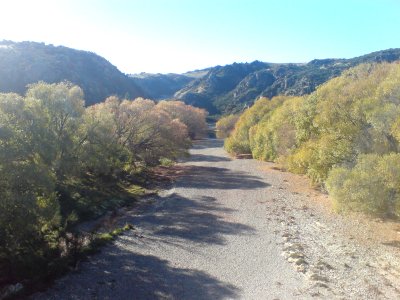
130,73,193,100
2,41,399,114
135,48,400,114
130,69,209,100
174,61,270,113
0,41,144,105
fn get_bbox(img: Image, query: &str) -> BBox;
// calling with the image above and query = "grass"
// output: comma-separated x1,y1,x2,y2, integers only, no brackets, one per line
159,157,175,167
87,223,135,250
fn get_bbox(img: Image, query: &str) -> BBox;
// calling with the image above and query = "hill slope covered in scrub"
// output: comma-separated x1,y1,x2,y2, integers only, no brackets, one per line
133,49,400,114
0,41,144,105
1,41,400,114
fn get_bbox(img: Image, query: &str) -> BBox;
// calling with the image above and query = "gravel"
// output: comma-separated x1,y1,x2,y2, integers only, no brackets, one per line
32,139,400,299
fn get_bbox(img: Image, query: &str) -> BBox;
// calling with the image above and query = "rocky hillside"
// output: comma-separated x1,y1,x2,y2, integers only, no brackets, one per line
2,41,399,113
130,73,194,100
130,69,209,100
0,41,144,105
135,49,400,114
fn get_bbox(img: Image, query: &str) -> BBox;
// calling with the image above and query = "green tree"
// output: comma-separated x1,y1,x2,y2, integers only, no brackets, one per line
225,96,288,155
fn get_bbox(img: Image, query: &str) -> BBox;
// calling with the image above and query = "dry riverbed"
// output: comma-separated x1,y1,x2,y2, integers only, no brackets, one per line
32,139,400,299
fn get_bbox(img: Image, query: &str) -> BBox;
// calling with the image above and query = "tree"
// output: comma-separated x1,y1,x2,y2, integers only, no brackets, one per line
216,114,239,138
85,97,192,169
0,84,206,283
25,81,86,180
156,100,208,139
225,96,286,155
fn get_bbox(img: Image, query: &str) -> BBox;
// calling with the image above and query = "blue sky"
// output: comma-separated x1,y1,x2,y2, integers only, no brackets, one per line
1,0,399,74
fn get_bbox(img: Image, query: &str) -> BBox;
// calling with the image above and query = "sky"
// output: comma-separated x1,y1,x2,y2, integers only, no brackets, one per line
1,0,399,74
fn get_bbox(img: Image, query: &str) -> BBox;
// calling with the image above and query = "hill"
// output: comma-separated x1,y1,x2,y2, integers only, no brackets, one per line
129,68,209,100
2,41,399,114
134,49,400,114
0,41,144,105
130,73,194,100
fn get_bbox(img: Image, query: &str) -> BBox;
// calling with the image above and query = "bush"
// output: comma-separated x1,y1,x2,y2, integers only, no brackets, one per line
225,62,400,217
156,100,208,139
225,96,286,155
0,83,205,285
249,96,303,161
282,63,400,183
326,153,400,217
216,114,239,138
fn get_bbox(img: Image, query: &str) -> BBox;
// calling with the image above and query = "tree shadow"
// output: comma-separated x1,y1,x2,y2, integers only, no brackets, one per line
175,166,269,190
192,139,224,149
33,137,265,299
34,249,239,300
189,154,231,162
129,194,255,245
34,193,247,299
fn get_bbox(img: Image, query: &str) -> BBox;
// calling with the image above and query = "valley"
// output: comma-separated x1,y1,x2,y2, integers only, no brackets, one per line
1,1,400,299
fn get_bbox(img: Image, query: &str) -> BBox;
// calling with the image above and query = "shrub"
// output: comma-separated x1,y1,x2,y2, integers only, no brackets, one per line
326,153,400,217
225,96,286,155
156,100,208,139
225,62,400,217
284,63,400,183
249,96,303,161
0,84,205,285
216,114,239,138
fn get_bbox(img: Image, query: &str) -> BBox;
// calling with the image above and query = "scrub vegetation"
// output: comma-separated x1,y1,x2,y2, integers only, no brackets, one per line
0,82,207,287
225,62,400,218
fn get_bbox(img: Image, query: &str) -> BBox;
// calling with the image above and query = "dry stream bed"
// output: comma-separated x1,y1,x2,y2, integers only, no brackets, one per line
33,139,400,299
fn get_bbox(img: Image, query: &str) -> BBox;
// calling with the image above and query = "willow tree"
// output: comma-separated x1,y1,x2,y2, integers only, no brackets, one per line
156,100,208,139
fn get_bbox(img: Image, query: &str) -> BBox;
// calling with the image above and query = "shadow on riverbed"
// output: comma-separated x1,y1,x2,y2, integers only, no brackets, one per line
34,249,239,300
175,166,269,190
54,193,247,299
131,194,255,245
192,139,224,149
189,154,231,162
33,195,249,299
105,251,239,299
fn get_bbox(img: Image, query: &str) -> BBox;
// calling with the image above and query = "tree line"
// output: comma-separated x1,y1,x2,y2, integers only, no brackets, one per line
0,82,207,285
220,62,400,218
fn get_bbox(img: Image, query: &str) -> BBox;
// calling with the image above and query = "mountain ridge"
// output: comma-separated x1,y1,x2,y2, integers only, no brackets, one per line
1,40,399,113
133,48,400,114
0,40,144,105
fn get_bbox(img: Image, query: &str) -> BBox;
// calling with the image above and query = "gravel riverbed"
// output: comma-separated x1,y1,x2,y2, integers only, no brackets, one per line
33,139,400,299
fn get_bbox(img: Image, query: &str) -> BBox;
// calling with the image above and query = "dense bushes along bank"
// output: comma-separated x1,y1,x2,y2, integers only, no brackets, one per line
0,82,207,288
224,62,400,218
